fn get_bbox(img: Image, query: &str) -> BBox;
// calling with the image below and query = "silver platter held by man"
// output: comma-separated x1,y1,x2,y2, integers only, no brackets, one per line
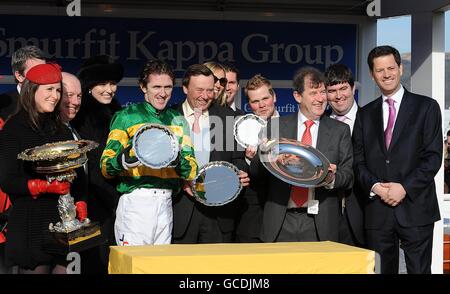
191,161,242,206
233,113,267,148
259,138,330,188
133,123,180,169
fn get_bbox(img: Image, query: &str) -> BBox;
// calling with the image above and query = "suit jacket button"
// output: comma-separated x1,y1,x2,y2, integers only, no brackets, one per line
386,160,390,164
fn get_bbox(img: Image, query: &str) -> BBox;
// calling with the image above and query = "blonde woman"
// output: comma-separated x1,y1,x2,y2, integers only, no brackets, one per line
203,61,228,106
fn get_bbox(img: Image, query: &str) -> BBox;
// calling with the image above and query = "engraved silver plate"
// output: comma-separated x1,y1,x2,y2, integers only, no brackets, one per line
17,140,98,174
133,123,180,169
17,140,99,234
259,138,330,188
192,161,242,206
233,114,267,148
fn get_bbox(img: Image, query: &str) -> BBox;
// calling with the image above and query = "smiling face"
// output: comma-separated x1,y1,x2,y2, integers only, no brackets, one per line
35,82,62,113
90,81,117,104
371,54,403,97
183,74,215,112
60,74,82,122
141,73,174,111
294,76,327,120
326,82,355,116
212,68,227,99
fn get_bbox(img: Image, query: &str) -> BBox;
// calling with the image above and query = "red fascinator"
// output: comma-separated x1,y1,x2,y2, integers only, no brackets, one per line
26,63,62,85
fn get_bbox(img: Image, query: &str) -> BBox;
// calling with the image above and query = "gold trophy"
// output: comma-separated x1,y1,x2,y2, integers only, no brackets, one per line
18,140,103,254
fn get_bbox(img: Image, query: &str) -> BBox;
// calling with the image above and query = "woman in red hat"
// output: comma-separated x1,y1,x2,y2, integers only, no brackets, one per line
0,63,87,274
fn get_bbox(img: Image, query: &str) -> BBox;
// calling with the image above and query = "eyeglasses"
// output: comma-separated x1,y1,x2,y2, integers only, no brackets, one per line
213,75,228,86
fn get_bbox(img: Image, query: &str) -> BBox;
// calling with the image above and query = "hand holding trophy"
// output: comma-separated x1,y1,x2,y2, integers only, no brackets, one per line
18,139,102,254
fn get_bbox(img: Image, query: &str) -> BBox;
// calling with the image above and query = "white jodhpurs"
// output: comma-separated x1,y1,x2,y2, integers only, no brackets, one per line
115,188,172,246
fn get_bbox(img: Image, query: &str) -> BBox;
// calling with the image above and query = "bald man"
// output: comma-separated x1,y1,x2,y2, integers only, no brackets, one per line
60,72,82,125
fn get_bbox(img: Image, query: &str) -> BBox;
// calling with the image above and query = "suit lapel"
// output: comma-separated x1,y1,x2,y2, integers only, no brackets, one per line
389,90,413,151
207,104,220,161
281,113,298,139
372,98,387,154
317,116,332,153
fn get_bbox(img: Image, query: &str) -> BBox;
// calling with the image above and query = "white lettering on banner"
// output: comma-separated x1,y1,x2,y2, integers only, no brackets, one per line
243,103,299,114
0,28,119,59
0,28,345,70
128,31,157,60
241,33,343,67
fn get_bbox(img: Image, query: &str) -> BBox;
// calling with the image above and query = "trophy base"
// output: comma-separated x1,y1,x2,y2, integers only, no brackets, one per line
43,222,105,255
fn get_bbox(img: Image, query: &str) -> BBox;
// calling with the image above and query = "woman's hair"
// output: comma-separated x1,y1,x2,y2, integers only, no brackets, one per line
203,61,228,107
17,79,63,130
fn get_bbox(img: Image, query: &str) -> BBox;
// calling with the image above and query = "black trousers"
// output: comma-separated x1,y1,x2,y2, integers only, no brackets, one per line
172,205,232,244
339,209,365,248
366,210,434,274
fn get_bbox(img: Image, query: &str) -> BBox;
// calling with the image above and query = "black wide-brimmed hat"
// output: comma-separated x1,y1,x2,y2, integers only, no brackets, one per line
77,55,124,91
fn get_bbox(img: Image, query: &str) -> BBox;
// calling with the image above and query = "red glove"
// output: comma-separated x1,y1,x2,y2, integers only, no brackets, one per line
75,201,88,221
27,179,70,199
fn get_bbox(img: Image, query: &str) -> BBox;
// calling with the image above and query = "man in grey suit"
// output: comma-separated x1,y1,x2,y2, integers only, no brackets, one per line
250,67,353,242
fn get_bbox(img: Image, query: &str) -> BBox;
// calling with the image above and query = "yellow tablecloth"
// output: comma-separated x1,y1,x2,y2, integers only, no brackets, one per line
109,241,375,274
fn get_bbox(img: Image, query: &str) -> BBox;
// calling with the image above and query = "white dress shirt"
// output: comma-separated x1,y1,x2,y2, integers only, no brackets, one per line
330,100,358,134
370,85,404,197
286,112,321,208
382,85,404,132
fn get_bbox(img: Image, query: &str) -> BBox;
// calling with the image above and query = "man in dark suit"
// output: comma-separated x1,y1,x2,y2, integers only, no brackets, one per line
172,64,249,243
353,45,442,274
324,64,365,248
0,45,46,127
235,74,280,243
223,63,244,115
251,67,353,243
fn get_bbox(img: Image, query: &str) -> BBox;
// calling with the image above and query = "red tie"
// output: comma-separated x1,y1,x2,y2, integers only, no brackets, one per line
290,120,314,207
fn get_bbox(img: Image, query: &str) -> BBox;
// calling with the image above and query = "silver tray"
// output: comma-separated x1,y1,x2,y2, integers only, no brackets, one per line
233,114,266,148
133,123,179,169
191,161,242,206
259,138,330,187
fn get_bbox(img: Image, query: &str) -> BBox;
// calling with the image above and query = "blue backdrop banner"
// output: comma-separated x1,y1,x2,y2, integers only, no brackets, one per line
0,15,357,114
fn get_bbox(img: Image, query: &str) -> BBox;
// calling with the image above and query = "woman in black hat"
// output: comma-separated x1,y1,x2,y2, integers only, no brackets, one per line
72,55,123,273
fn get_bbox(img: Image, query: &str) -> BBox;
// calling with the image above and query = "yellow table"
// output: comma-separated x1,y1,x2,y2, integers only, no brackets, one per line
109,241,375,274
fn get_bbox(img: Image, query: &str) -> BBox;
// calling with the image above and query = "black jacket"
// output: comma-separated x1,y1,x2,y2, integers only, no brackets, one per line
71,94,122,223
171,102,247,238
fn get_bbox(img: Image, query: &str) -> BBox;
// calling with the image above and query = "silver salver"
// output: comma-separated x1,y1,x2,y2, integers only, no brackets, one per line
233,114,267,148
133,123,180,169
191,161,242,206
259,138,331,188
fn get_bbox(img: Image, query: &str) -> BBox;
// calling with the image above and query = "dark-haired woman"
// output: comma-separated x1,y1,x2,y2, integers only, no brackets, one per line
0,64,87,274
71,55,123,273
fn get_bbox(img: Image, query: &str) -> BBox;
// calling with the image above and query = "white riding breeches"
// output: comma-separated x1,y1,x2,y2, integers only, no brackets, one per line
115,188,172,246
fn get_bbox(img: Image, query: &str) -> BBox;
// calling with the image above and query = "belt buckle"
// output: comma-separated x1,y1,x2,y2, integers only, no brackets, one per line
287,207,307,213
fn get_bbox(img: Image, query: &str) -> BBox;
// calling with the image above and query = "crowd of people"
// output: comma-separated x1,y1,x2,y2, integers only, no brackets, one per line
0,44,443,274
